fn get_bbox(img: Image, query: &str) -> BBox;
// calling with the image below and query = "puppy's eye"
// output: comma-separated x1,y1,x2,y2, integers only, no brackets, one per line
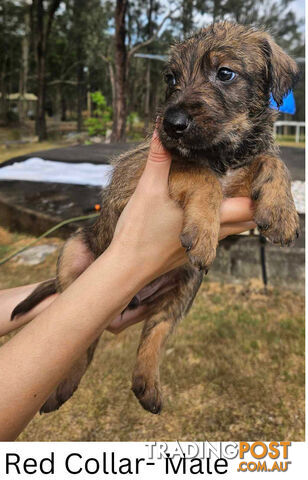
217,68,236,82
164,73,177,87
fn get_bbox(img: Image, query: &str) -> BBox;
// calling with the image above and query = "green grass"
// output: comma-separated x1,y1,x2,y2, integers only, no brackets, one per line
0,125,79,164
0,141,65,164
0,227,304,441
276,135,305,148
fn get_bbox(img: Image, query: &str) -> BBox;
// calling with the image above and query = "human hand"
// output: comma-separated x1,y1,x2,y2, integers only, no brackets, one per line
219,197,256,239
111,129,256,285
112,129,186,282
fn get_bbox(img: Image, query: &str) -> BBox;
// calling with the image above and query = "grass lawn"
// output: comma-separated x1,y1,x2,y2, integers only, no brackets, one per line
275,135,305,149
0,227,304,441
0,142,64,164
0,124,76,164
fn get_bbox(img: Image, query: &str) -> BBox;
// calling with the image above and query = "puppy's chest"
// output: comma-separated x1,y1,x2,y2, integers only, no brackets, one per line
170,157,251,198
218,167,251,197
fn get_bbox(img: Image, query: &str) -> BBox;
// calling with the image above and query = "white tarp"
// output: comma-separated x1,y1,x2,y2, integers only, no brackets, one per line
0,158,114,187
0,157,304,213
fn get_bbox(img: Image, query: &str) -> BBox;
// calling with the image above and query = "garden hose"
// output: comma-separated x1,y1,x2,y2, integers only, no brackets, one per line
0,213,99,266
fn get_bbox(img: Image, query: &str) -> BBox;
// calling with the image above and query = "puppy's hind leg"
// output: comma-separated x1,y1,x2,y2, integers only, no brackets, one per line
132,266,203,414
132,313,172,414
41,232,99,414
56,231,95,291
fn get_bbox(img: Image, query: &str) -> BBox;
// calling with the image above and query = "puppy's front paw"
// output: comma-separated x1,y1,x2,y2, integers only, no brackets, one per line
180,221,218,271
255,201,300,246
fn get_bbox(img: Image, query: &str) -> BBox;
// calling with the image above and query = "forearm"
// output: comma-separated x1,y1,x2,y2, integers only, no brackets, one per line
0,244,146,440
0,198,255,340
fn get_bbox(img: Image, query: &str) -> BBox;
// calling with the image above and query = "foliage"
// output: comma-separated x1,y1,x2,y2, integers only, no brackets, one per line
0,0,305,135
85,91,112,136
127,111,139,129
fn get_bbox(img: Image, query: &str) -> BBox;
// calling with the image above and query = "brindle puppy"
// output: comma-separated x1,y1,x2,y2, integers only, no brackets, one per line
12,22,299,415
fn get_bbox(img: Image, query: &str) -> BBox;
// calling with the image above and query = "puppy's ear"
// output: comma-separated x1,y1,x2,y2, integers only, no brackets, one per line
261,36,299,106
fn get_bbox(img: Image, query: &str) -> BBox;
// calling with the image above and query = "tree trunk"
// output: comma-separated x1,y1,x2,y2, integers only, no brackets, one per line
0,2,8,124
32,0,61,141
0,68,8,124
182,0,194,37
53,85,61,121
144,62,151,132
213,0,220,22
61,92,67,121
35,0,47,140
19,10,30,122
73,0,85,132
36,53,47,140
76,61,84,132
111,0,127,142
108,61,116,119
144,0,154,132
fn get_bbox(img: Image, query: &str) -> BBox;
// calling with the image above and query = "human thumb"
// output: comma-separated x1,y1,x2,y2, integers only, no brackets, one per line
139,129,172,192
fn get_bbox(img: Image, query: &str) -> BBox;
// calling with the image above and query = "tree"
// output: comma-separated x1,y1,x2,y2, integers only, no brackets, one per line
19,8,30,122
71,0,87,132
109,0,175,142
181,0,194,36
112,0,127,142
0,1,24,123
143,0,155,131
0,0,304,134
31,0,61,141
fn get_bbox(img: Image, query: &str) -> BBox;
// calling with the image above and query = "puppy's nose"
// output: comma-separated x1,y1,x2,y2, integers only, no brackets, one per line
163,108,191,138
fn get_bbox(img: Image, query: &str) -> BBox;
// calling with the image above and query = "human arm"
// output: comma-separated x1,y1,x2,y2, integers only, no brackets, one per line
0,130,185,439
0,131,255,440
0,196,254,336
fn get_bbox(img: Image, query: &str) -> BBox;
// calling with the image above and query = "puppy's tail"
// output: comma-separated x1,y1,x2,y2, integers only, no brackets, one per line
11,279,57,321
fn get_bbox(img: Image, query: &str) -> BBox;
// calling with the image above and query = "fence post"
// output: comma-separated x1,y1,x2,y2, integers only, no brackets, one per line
295,125,300,143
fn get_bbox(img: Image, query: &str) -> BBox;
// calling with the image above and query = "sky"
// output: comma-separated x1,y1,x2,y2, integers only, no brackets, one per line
292,0,305,23
193,0,305,30
158,0,305,33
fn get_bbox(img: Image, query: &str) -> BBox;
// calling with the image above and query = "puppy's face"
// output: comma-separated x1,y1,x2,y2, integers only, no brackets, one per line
159,22,298,160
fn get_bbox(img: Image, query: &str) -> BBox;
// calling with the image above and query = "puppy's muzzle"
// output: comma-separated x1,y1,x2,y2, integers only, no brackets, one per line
163,107,191,138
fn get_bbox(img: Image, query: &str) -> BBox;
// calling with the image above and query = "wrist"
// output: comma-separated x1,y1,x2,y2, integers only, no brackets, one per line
103,240,151,298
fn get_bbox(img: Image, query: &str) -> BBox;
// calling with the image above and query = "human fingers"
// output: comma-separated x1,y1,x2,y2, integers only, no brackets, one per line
220,197,254,224
137,129,172,194
219,221,256,240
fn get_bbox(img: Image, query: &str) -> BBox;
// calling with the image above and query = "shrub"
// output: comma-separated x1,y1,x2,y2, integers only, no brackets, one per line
85,91,112,137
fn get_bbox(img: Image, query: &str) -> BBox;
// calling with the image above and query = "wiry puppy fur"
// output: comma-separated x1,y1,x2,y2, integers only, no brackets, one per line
12,22,299,415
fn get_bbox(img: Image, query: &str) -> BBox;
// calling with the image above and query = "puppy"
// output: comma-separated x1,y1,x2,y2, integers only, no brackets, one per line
13,22,299,415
